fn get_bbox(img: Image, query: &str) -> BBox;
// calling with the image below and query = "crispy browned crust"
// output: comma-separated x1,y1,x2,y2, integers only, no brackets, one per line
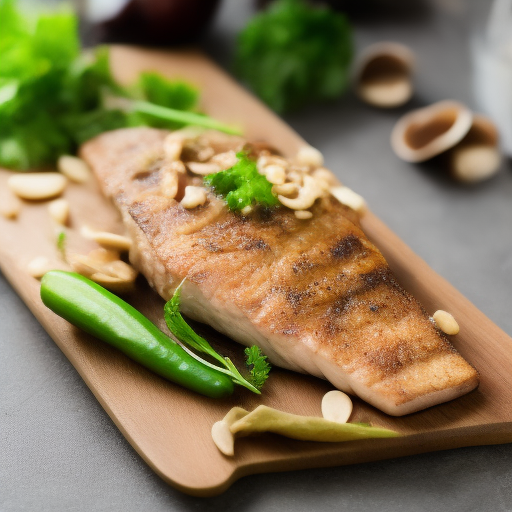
81,127,479,415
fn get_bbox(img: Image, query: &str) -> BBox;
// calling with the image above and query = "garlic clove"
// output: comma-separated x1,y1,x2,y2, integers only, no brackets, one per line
391,100,473,162
354,42,415,108
449,114,501,183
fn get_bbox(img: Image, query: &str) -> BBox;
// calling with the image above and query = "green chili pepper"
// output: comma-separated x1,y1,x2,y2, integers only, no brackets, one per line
40,271,234,399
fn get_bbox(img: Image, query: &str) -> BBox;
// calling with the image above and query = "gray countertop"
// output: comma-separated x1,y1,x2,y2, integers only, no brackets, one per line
1,1,511,510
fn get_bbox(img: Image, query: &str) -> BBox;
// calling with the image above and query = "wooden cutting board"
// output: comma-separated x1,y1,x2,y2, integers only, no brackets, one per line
0,46,511,497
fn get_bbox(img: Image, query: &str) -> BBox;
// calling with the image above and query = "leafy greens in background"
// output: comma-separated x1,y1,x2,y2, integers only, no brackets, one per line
0,0,237,171
235,0,353,113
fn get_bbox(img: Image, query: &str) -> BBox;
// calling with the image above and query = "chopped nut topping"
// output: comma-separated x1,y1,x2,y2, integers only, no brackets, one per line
296,145,324,167
181,186,207,209
278,175,324,210
294,210,313,219
162,135,183,162
330,186,367,214
186,162,221,175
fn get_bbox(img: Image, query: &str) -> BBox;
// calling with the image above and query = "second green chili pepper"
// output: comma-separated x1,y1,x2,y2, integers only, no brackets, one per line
40,271,234,399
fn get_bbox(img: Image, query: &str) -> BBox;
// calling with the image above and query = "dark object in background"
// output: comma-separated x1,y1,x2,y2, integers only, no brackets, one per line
257,0,432,24
87,0,221,46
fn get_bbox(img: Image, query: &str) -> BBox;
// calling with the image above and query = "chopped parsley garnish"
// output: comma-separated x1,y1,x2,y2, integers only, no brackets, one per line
56,231,66,260
164,282,271,393
235,0,353,113
204,152,279,211
244,346,271,391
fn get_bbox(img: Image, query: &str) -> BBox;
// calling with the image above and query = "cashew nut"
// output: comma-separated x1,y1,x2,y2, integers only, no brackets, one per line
278,175,323,210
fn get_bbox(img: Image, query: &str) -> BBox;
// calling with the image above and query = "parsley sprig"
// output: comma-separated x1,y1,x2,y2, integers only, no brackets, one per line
164,282,271,394
204,151,279,211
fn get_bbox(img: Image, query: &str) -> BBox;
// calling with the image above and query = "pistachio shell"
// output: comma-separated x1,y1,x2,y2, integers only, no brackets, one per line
449,114,501,183
391,100,473,162
354,42,414,108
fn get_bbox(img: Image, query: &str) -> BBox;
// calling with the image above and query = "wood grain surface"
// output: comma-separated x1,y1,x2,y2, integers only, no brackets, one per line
0,47,510,497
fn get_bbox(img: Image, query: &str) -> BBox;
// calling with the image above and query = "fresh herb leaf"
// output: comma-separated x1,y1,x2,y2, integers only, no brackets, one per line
235,0,353,113
244,346,271,390
164,282,269,394
204,151,279,211
56,231,66,260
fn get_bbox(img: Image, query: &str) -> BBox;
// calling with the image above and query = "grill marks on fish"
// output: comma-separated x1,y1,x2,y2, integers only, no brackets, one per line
81,127,479,416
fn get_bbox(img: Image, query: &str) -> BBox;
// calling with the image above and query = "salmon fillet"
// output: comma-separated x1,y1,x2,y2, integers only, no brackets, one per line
80,127,479,416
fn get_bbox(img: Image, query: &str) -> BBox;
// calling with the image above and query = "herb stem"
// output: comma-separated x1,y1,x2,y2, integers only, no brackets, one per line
131,100,242,135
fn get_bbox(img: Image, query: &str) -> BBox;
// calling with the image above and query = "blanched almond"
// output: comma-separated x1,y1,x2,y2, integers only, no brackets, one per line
8,173,67,200
27,256,53,278
80,226,132,251
321,390,353,424
48,198,69,225
0,194,21,219
58,155,91,183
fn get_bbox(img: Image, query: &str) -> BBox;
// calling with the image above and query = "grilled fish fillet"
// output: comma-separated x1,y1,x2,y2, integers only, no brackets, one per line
81,127,479,416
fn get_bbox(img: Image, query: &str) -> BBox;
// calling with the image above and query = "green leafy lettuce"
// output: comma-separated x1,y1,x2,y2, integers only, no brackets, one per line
0,0,239,170
204,152,279,211
235,0,353,113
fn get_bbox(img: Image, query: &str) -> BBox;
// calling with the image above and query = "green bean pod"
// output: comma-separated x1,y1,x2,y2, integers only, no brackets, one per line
40,271,234,398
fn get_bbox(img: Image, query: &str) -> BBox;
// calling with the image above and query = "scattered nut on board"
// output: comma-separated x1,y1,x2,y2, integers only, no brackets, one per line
321,390,353,424
27,256,54,278
68,249,137,293
58,155,91,183
0,194,22,220
48,198,69,225
433,310,460,335
8,172,67,200
80,226,132,251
